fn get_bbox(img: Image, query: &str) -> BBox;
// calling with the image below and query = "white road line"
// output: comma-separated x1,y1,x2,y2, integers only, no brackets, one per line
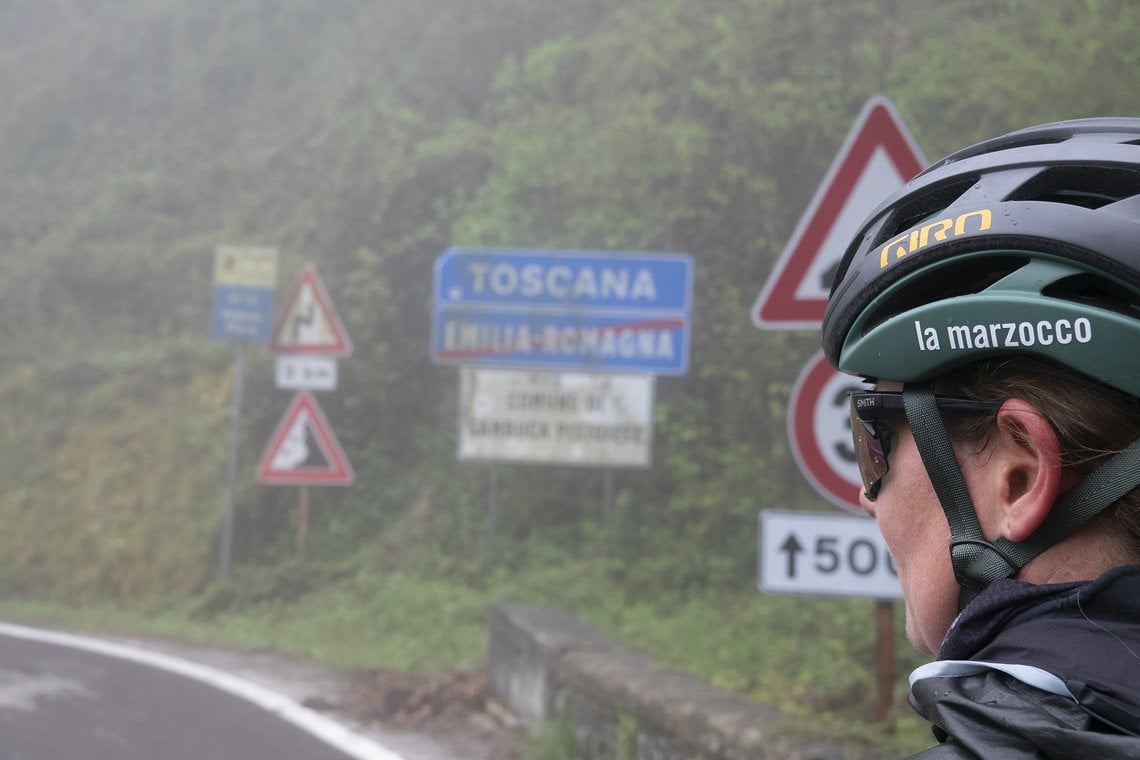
0,622,406,760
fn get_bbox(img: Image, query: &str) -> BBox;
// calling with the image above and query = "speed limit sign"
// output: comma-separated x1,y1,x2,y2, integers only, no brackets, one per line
788,351,868,513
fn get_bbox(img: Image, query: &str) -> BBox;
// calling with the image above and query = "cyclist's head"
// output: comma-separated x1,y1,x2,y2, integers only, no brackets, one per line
822,117,1140,615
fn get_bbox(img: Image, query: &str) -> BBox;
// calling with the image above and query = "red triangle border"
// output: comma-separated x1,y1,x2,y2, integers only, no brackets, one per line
257,391,355,486
753,97,926,329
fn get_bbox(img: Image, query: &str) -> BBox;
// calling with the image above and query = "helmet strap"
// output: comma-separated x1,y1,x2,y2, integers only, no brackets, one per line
903,383,1140,610
903,384,1009,610
1006,434,1140,566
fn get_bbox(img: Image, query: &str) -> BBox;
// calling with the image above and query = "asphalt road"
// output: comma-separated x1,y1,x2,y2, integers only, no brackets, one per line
0,625,404,760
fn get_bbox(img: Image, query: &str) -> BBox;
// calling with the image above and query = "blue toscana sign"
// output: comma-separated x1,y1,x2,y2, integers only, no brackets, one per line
431,248,693,374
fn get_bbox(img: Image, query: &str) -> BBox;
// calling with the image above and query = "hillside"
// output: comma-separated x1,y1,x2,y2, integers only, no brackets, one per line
2,0,1139,753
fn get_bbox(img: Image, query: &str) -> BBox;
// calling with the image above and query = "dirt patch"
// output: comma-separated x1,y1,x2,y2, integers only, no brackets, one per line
90,632,525,760
336,667,525,760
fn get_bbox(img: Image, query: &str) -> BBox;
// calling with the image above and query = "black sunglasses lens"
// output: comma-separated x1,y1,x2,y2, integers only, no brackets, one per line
850,398,890,500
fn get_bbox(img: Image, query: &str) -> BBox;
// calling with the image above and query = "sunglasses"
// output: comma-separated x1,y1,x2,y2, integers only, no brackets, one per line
849,390,1000,501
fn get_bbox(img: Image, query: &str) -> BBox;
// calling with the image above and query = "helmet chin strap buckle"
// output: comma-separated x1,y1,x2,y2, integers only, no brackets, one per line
950,538,1021,609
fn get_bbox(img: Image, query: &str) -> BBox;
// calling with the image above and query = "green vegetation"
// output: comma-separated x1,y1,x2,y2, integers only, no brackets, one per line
0,1,1138,756
0,545,934,754
526,716,582,760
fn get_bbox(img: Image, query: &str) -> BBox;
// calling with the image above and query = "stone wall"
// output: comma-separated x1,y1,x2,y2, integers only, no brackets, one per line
486,604,881,760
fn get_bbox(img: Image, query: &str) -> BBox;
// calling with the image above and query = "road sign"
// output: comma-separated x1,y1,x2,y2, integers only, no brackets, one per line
257,392,354,486
458,367,654,467
753,97,926,329
431,248,693,374
433,309,687,374
788,352,868,513
211,245,279,342
274,355,338,391
758,510,902,599
269,265,353,356
435,248,693,312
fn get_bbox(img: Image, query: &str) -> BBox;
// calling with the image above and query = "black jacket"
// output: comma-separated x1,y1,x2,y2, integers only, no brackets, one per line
906,565,1140,759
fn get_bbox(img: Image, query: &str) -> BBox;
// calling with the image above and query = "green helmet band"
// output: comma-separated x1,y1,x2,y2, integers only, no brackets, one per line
839,255,1140,395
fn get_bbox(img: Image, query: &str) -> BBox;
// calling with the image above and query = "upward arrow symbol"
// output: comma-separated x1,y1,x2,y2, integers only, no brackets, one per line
779,533,805,578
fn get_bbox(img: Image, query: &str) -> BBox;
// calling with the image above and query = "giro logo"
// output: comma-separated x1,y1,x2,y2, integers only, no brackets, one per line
879,209,992,268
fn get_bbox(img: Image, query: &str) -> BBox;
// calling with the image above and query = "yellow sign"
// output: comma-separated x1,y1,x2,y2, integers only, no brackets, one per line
214,245,279,288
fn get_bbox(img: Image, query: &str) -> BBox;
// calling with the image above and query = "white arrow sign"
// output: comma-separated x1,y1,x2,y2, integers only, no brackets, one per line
758,510,902,599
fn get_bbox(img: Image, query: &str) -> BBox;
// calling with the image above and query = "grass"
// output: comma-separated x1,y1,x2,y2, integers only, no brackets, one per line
526,717,582,760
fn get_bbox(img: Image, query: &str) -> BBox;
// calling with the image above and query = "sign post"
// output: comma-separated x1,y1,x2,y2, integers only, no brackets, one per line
759,508,902,722
264,264,355,553
211,245,279,583
222,342,246,580
750,96,926,723
432,247,693,561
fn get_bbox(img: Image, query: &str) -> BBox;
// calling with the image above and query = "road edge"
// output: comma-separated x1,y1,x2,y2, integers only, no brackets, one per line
0,621,407,760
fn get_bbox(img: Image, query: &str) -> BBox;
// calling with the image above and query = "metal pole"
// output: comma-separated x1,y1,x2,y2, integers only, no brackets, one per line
297,485,310,553
602,468,615,527
875,600,895,723
485,464,499,565
220,342,246,583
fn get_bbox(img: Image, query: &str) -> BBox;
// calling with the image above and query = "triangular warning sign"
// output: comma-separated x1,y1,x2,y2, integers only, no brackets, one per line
269,264,354,356
258,391,355,485
752,96,927,330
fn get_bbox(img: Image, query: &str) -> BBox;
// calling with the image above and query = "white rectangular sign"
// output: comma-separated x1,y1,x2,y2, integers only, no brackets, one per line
758,510,903,599
275,355,338,391
458,368,653,467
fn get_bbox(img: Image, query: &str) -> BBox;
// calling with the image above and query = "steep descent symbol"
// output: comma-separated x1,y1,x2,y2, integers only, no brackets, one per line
752,96,927,329
269,264,353,356
269,415,326,471
258,392,355,485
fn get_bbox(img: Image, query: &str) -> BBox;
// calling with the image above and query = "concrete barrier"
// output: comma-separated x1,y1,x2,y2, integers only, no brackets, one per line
487,604,883,760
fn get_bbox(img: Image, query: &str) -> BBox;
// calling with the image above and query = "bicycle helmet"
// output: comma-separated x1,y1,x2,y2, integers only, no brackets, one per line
820,117,1140,607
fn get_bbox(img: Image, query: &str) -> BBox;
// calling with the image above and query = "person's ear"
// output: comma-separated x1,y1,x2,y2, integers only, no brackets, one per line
989,399,1066,542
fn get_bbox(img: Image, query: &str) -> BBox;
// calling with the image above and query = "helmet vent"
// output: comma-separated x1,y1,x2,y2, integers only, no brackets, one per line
1043,273,1140,320
1006,166,1140,209
994,136,1068,151
861,256,1029,333
873,178,980,248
